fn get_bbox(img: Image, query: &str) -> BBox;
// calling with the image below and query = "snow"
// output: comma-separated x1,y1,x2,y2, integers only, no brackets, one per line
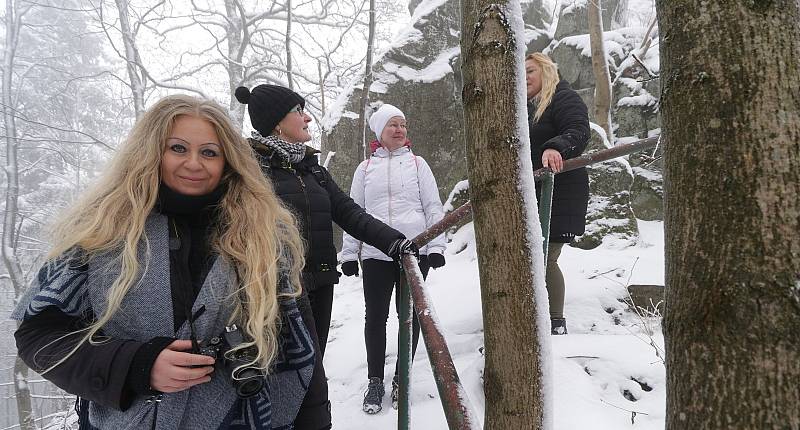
381,46,460,83
507,0,555,427
409,0,451,23
443,180,469,212
618,93,657,108
557,30,639,61
326,219,666,429
321,79,359,133
632,166,662,183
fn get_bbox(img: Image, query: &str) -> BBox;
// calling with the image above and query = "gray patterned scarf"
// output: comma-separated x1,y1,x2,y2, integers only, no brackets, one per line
250,131,307,164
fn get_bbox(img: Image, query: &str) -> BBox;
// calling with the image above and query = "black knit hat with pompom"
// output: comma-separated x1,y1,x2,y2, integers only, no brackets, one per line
234,84,305,136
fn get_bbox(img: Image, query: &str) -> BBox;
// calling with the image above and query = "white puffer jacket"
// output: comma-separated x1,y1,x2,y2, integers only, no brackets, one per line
341,146,446,262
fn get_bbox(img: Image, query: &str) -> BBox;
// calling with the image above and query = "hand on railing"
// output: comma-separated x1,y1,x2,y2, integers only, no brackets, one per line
541,148,564,173
387,238,419,260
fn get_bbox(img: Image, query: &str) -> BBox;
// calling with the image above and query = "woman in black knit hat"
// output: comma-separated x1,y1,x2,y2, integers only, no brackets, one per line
235,84,416,430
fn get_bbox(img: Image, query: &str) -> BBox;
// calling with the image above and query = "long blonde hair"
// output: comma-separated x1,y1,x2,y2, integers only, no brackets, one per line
45,94,304,373
526,52,560,123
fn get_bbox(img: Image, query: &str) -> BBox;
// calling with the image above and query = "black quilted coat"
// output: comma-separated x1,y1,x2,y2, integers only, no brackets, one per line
528,80,591,243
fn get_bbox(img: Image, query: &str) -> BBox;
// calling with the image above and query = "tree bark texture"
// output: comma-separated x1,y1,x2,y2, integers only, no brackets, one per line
657,1,800,429
461,1,545,429
588,0,613,140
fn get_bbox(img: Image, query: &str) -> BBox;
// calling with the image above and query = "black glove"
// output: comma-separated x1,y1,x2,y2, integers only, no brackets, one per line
341,261,359,276
387,238,419,260
427,253,446,269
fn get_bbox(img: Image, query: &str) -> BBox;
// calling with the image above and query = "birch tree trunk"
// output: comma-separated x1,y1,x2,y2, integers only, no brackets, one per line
657,1,800,428
2,2,35,429
114,0,146,119
588,0,613,141
461,1,546,428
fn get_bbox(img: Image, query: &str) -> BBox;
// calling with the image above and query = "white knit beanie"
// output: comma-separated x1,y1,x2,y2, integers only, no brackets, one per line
368,104,406,142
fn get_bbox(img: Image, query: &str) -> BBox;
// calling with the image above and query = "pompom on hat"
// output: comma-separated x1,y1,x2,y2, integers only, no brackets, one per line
235,84,305,136
368,104,405,142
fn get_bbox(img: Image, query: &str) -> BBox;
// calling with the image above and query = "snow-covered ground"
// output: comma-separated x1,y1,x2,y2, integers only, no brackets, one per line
327,220,666,429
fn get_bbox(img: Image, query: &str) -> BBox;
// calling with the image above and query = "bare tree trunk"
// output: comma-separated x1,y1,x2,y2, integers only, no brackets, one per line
286,0,293,90
318,60,327,149
114,0,146,119
14,329,35,430
2,2,36,429
588,0,613,141
224,0,246,127
657,1,800,429
356,0,376,160
461,1,547,429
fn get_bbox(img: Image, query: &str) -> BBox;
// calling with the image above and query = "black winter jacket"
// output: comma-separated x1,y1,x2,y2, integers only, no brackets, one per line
529,80,591,242
252,142,404,286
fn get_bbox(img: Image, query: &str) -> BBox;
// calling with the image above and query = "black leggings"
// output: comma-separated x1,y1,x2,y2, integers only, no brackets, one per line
362,256,430,379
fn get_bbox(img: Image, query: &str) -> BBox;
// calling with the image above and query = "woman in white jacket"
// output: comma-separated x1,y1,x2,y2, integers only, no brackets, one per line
340,104,447,414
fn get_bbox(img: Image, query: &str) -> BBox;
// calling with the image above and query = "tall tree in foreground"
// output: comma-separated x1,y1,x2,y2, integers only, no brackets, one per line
657,1,800,429
461,0,548,428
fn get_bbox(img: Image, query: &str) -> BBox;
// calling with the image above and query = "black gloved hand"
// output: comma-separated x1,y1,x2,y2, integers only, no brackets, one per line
427,253,446,269
387,238,419,260
341,261,359,276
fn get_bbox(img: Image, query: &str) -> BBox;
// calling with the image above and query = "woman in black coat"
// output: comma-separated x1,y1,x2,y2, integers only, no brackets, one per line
525,52,591,335
235,84,416,430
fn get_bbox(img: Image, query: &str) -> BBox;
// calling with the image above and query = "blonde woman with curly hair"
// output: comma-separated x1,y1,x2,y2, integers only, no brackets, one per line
525,52,591,335
13,95,314,429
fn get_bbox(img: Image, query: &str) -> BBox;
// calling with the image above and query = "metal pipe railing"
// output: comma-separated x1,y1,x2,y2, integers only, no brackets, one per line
396,136,660,429
538,171,555,259
533,136,659,179
400,255,481,430
397,263,413,429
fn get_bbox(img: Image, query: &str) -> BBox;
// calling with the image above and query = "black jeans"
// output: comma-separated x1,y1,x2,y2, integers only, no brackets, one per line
362,256,430,380
293,279,332,430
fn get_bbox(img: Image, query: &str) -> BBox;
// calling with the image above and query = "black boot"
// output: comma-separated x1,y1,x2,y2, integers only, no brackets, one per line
551,317,567,335
362,377,384,414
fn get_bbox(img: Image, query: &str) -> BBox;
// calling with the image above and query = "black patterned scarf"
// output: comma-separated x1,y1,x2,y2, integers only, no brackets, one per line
250,131,307,164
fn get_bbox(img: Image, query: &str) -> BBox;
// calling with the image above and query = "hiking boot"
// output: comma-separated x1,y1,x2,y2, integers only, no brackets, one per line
551,318,568,335
362,377,384,414
391,375,400,410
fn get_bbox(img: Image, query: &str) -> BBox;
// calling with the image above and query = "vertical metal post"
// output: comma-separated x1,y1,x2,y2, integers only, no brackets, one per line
397,269,412,429
539,170,555,262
